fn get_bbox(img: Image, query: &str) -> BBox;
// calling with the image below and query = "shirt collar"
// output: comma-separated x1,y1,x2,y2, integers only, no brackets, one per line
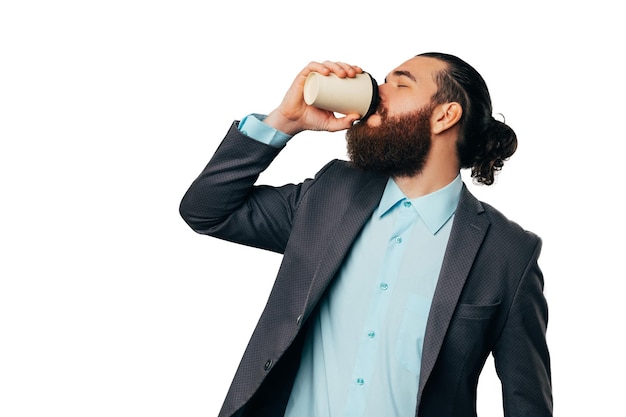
376,174,463,235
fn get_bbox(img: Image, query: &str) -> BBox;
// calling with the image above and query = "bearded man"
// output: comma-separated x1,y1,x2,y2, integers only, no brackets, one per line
179,53,552,417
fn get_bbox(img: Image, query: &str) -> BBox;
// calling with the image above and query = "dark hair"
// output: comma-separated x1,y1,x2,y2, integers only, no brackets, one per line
418,52,517,185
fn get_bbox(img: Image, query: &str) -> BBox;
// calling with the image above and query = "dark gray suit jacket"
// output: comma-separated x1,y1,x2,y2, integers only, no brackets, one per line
180,122,552,417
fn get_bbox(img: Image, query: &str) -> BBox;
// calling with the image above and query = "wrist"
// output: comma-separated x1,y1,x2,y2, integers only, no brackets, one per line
264,110,304,136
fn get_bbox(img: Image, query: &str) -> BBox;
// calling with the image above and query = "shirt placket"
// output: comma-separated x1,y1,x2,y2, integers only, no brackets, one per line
343,198,418,417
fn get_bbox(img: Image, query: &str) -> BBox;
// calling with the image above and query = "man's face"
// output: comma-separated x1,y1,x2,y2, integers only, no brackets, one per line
345,56,444,177
364,56,443,127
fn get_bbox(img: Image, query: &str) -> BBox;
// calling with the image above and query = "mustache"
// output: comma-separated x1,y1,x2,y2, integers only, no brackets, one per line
355,102,387,126
372,102,387,120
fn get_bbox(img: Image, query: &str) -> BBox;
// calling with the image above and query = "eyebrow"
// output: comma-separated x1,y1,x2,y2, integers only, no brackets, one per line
385,70,417,83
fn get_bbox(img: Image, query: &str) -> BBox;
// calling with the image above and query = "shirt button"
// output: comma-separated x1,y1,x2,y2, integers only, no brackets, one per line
356,378,365,386
367,331,376,338
403,201,412,208
395,236,403,244
380,282,389,290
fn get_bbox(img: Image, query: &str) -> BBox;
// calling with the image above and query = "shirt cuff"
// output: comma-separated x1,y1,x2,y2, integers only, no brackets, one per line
238,113,292,148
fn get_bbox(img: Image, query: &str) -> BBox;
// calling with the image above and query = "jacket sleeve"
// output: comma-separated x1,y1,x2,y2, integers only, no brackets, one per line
179,121,324,254
493,237,553,416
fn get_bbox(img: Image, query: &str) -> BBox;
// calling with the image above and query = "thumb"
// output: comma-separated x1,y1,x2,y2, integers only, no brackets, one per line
326,113,361,132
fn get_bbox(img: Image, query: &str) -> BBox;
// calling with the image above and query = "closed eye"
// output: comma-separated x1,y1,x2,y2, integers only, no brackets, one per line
384,70,417,87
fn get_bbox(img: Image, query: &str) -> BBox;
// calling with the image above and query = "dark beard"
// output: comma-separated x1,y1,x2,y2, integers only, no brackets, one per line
346,104,433,177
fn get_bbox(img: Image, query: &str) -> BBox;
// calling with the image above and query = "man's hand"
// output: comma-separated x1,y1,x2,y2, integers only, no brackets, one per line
263,61,363,136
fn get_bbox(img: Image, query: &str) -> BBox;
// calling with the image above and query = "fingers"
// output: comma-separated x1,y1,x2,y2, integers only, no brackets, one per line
301,61,363,79
322,61,363,78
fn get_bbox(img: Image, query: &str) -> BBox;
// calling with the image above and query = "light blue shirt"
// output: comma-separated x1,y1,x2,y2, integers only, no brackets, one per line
238,114,462,417
238,113,292,147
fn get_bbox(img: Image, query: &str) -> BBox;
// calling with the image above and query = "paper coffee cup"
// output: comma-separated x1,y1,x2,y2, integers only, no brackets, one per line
303,72,379,119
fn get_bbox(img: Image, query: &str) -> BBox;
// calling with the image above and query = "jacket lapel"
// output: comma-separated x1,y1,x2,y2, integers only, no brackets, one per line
301,174,388,323
417,185,489,401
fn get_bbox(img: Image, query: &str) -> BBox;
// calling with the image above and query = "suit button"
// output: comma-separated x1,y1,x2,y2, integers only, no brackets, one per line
264,359,273,371
296,314,303,326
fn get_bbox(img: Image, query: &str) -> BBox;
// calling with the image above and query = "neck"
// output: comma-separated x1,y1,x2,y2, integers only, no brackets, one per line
393,169,459,199
393,138,460,198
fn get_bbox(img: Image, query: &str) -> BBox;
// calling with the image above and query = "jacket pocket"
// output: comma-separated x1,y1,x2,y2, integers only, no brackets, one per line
453,302,500,320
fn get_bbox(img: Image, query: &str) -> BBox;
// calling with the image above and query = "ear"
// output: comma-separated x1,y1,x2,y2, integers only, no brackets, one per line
431,102,462,134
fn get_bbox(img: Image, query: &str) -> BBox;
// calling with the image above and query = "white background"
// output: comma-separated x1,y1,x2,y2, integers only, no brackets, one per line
1,1,624,416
